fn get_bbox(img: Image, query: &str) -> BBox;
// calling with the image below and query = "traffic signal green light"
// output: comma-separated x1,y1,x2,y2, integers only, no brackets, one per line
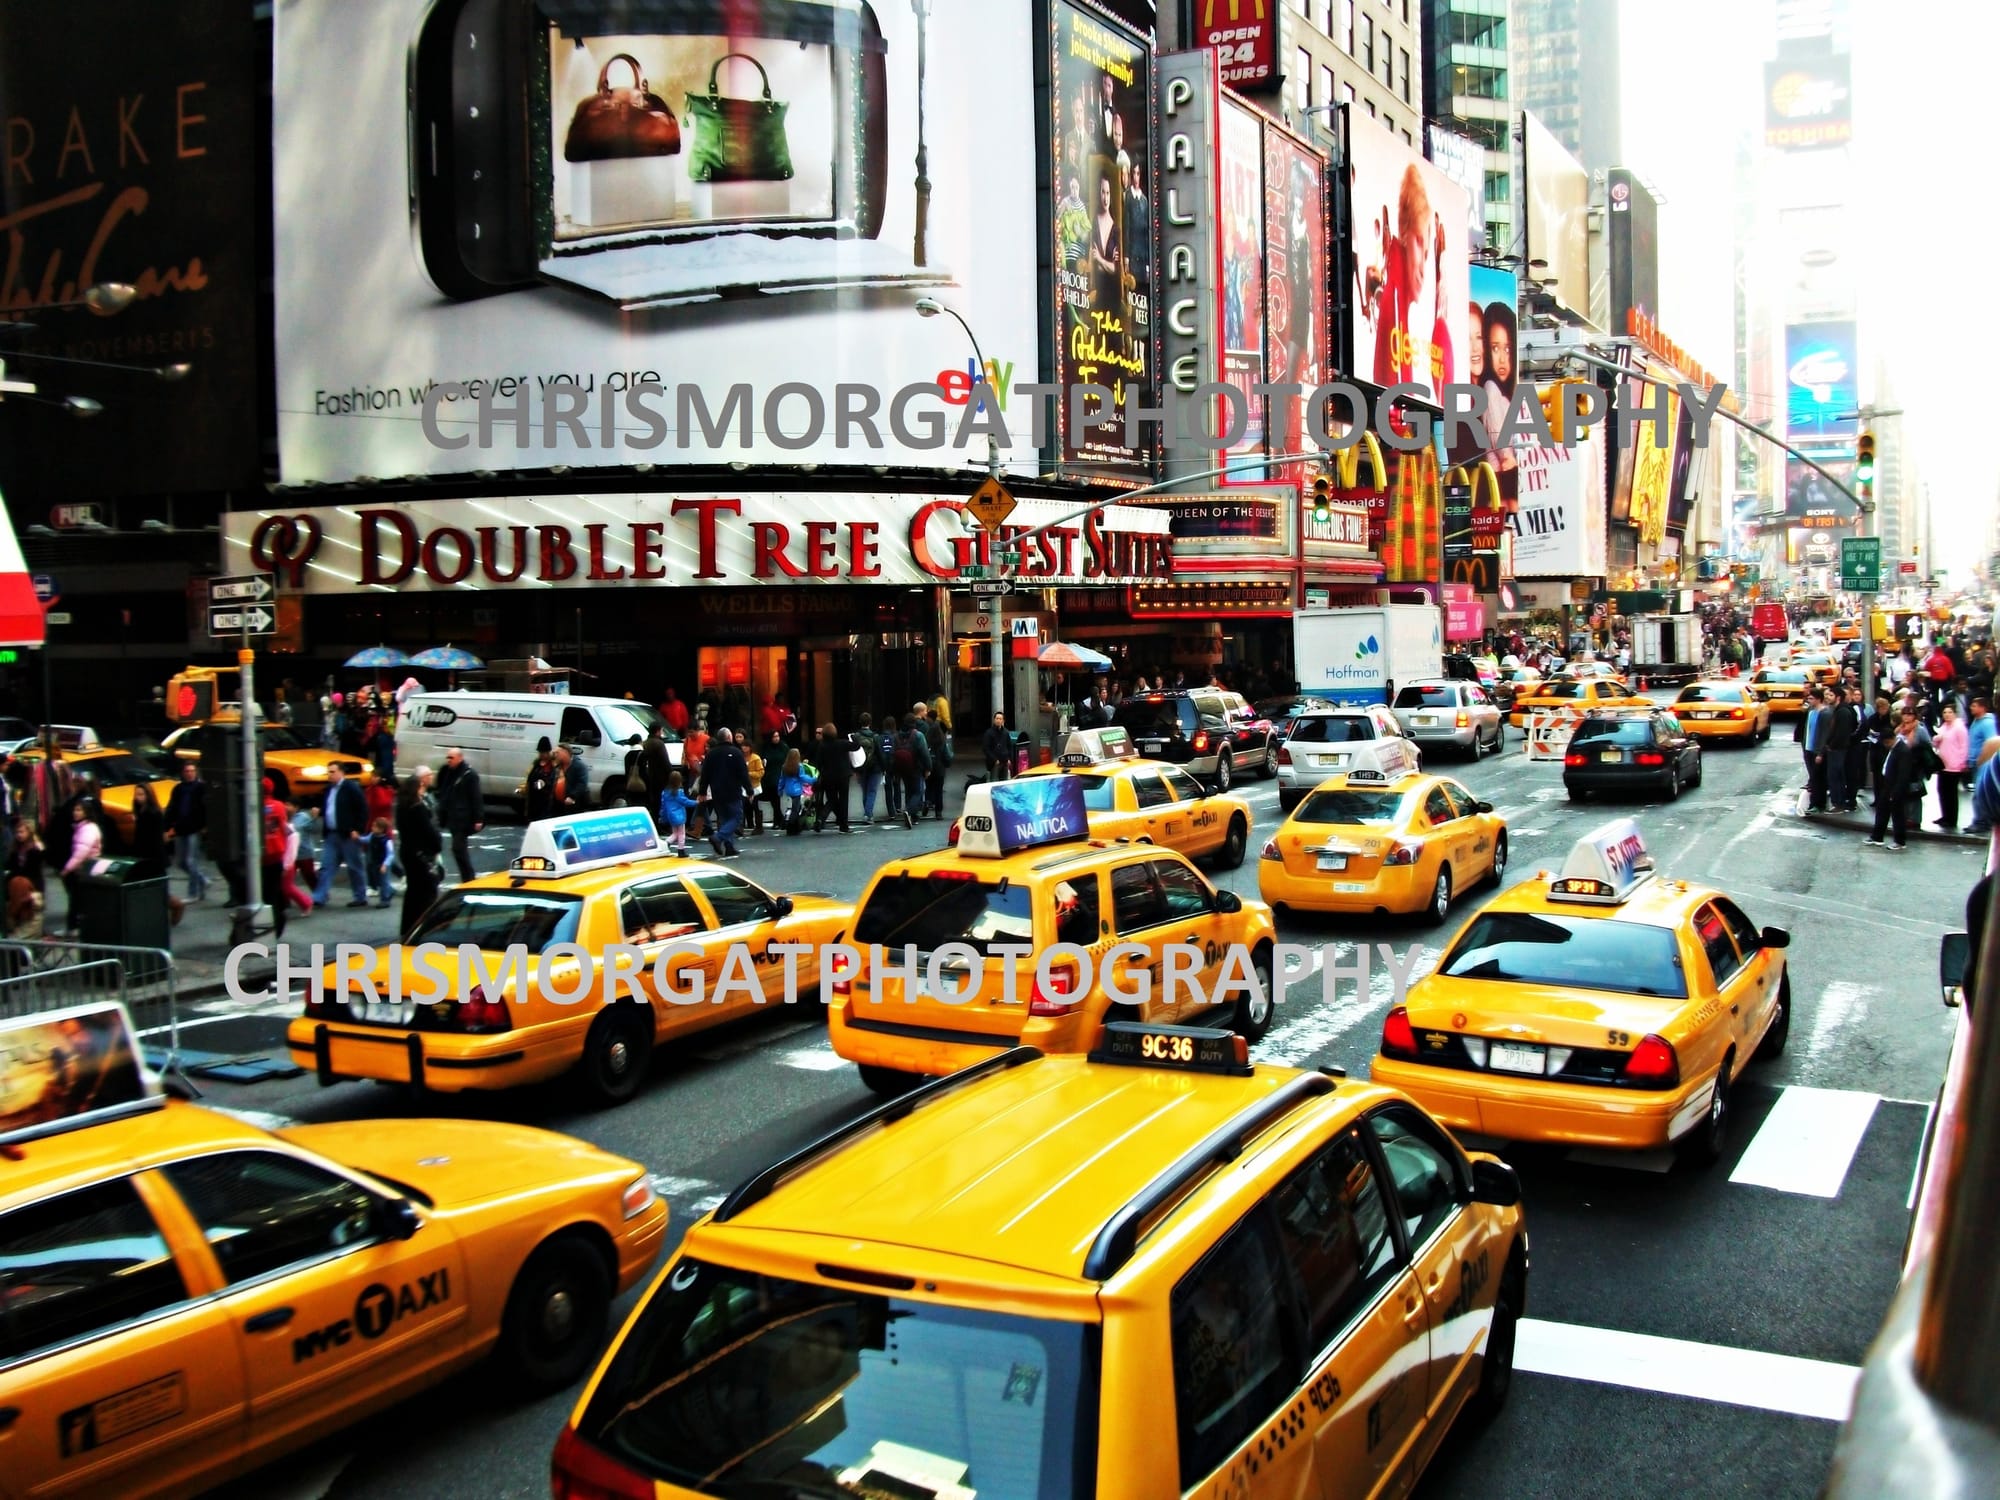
1311,473,1332,523
0,651,16,664
1855,431,1876,485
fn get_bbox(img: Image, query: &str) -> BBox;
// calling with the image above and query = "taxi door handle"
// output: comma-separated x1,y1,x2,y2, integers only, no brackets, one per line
1424,1273,1445,1294
245,1307,295,1333
1402,1296,1425,1329
1730,1004,1740,1015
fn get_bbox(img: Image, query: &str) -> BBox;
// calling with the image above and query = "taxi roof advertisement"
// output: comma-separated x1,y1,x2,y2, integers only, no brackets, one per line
272,0,1041,483
989,776,1090,852
0,1004,155,1144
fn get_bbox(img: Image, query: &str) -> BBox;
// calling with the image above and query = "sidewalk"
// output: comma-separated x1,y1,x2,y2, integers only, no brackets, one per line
1790,778,1988,847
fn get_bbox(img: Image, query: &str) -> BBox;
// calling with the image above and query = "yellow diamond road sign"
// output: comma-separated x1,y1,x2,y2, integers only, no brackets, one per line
967,477,1017,532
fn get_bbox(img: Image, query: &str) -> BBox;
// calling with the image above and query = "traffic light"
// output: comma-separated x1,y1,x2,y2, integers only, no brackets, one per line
1856,431,1876,485
1310,472,1332,524
1537,383,1567,444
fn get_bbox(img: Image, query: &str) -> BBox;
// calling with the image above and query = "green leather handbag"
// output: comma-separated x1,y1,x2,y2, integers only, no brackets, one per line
685,53,794,183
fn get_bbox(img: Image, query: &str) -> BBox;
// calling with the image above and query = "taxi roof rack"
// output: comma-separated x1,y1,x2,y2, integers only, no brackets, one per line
1082,1072,1335,1281
712,1046,1045,1223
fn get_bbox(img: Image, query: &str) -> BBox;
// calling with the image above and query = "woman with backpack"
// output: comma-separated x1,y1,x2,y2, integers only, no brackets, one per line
877,715,902,823
853,713,882,823
778,749,817,834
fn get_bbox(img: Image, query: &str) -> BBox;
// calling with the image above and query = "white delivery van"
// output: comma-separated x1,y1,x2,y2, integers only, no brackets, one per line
396,692,680,814
1292,605,1445,706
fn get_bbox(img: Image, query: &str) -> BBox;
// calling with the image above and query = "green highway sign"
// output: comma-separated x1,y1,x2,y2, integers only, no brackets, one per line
1840,536,1881,592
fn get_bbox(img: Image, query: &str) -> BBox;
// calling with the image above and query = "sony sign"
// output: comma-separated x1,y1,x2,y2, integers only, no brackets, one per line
1156,50,1220,482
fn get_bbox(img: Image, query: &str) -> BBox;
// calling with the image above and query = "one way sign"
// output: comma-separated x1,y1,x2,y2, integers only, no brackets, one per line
210,575,274,604
209,605,275,637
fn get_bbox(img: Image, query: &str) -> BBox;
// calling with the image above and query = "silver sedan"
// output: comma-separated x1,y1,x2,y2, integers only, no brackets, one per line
1391,679,1505,756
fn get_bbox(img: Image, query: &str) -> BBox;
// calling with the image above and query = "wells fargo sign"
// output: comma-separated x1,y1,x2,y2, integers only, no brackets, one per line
0,1,259,497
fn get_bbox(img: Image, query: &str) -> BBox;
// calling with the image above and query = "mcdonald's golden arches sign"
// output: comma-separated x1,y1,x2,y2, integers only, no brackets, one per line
1198,0,1276,86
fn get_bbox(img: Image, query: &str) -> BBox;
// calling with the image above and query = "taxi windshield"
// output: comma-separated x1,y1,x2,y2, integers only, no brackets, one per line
1677,686,1743,703
577,1259,1095,1499
1439,911,1687,997
854,872,1037,953
405,890,583,949
1294,788,1408,825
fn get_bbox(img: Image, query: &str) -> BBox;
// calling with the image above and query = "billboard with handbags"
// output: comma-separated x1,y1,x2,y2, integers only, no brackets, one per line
274,0,1042,482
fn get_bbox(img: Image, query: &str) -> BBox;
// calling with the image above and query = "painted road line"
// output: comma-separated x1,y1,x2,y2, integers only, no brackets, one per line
1804,981,1876,1072
1515,1318,1859,1421
1729,1086,1880,1198
777,1040,848,1072
648,1173,718,1202
1255,942,1439,1068
137,1000,301,1039
1566,1147,1676,1173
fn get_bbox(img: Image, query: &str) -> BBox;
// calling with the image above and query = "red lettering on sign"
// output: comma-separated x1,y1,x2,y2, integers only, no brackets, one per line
420,526,475,585
358,509,418,587
538,525,577,582
477,525,529,583
751,522,804,579
937,368,973,405
670,499,739,579
848,521,881,578
908,502,960,579
631,521,666,581
585,524,628,581
802,520,840,579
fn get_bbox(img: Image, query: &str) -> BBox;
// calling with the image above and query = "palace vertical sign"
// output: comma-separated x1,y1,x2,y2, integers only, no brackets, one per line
0,1,261,498
1156,50,1220,481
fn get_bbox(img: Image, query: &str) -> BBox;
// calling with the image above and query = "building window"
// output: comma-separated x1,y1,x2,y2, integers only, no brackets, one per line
1398,46,1410,102
1383,112,1393,133
1403,129,1413,145
1343,81,1356,106
1453,64,1507,101
1319,0,1333,33
1361,14,1373,71
1341,0,1355,54
1484,169,1509,204
1297,47,1313,111
1320,64,1336,113
1366,98,1376,117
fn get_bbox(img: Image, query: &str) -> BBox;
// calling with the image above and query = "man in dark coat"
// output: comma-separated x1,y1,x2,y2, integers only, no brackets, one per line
638,729,675,827
696,728,751,858
1825,686,1858,814
983,711,1014,782
552,747,590,815
313,763,371,908
163,761,210,901
1867,709,1920,850
396,766,445,939
434,748,484,882
812,724,851,833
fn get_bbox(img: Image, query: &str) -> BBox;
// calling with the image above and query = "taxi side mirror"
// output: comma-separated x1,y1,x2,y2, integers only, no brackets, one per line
1470,1157,1520,1207
1760,926,1791,950
1941,931,1971,1004
376,1197,422,1242
770,896,795,920
1215,890,1243,914
1474,801,1494,814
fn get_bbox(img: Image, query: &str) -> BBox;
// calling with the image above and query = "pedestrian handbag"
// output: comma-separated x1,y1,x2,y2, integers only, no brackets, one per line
684,53,794,183
847,736,868,771
564,54,681,228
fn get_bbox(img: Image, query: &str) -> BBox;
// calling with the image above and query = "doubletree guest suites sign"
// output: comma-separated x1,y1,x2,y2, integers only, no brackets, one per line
223,494,1174,594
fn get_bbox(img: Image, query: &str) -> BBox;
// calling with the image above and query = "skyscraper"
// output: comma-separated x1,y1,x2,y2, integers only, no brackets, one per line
1421,0,1512,252
1510,0,1621,175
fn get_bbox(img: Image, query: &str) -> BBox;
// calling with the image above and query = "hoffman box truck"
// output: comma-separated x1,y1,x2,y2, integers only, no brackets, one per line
1293,605,1444,706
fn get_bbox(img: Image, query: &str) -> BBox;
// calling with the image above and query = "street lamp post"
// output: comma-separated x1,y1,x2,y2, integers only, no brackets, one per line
911,0,932,268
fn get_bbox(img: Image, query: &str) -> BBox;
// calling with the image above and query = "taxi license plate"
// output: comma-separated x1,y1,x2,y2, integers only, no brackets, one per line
1317,854,1348,871
1599,750,1621,762
355,1000,415,1025
1489,1042,1547,1075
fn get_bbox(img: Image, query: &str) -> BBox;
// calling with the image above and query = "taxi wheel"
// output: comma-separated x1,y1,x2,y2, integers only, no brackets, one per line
1215,816,1249,871
501,1234,613,1390
1427,867,1453,925
1467,1255,1524,1422
860,1064,921,1098
580,1006,653,1106
1679,1053,1734,1167
1488,832,1509,887
1756,971,1792,1060
1232,945,1276,1042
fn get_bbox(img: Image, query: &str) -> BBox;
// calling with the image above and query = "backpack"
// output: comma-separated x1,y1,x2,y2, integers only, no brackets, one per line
877,731,897,771
893,731,918,776
262,802,289,863
938,726,955,765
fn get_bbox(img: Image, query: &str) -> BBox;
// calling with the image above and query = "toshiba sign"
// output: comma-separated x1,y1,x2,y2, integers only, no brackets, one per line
222,494,1173,595
1196,0,1276,87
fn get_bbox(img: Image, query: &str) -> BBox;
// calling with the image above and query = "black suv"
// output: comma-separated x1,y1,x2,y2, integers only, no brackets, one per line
1109,689,1277,791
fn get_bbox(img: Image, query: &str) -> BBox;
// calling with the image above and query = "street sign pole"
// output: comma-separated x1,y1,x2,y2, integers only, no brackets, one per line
1858,475,1876,710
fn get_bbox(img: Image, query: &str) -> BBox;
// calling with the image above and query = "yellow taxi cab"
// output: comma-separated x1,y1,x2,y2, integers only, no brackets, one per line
0,1001,667,1500
285,808,854,1106
12,746,176,848
827,777,1278,1095
1747,663,1835,715
553,1019,1530,1500
161,722,376,804
1259,768,1508,924
1668,680,1772,743
1001,727,1255,869
1830,617,1860,641
1372,820,1792,1164
1507,674,1650,729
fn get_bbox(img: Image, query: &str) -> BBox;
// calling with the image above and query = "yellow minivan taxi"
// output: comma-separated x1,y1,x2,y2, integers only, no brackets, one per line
286,809,853,1105
0,1002,666,1500
554,1021,1530,1500
1371,820,1792,1163
828,777,1278,1095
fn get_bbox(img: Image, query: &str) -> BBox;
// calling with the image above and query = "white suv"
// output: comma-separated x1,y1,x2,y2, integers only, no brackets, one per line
1275,706,1422,810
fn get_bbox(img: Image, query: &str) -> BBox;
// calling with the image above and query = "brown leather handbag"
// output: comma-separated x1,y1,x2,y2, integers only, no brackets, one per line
564,54,681,162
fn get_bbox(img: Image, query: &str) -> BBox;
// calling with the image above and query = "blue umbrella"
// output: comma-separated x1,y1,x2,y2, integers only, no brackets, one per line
344,646,410,668
409,645,485,670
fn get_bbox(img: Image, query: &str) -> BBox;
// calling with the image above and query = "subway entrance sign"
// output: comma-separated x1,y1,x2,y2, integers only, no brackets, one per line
1840,537,1881,592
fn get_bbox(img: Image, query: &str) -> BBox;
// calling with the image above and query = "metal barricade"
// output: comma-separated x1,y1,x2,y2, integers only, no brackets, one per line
0,940,182,1078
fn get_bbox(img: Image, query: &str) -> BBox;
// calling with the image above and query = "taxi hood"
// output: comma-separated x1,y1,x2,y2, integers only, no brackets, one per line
276,1119,642,1207
1405,974,1687,1047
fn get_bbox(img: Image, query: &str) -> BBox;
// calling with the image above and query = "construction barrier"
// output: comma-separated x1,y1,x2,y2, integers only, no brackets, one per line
1525,709,1581,761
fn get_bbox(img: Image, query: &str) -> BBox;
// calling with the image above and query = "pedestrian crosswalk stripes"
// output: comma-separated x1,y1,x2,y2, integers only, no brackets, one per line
1729,1086,1880,1198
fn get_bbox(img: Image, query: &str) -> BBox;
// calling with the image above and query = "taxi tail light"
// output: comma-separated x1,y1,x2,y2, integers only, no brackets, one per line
830,949,856,998
1029,962,1081,1016
551,1426,653,1500
1634,751,1667,766
1381,1006,1418,1058
1564,752,1588,768
1382,839,1422,867
1729,708,1746,719
1622,1034,1680,1087
1261,838,1282,862
457,985,510,1033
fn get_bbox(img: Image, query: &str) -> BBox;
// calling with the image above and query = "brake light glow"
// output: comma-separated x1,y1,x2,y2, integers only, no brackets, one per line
1192,730,1211,753
1382,1006,1418,1057
459,985,509,1033
830,949,856,997
928,869,978,882
1728,708,1745,719
1029,962,1080,1016
1622,1034,1679,1085
1456,711,1470,728
551,1427,654,1500
1277,744,1292,766
1634,751,1666,766
1382,839,1421,867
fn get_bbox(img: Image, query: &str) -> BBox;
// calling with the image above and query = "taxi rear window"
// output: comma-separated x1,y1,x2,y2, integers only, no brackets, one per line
1677,686,1742,703
855,872,1092,952
576,1259,1097,1499
1294,788,1408,825
405,890,583,949
1439,911,1687,997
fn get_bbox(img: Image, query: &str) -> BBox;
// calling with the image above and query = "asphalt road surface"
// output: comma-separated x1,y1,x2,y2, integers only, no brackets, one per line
184,715,1974,1500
